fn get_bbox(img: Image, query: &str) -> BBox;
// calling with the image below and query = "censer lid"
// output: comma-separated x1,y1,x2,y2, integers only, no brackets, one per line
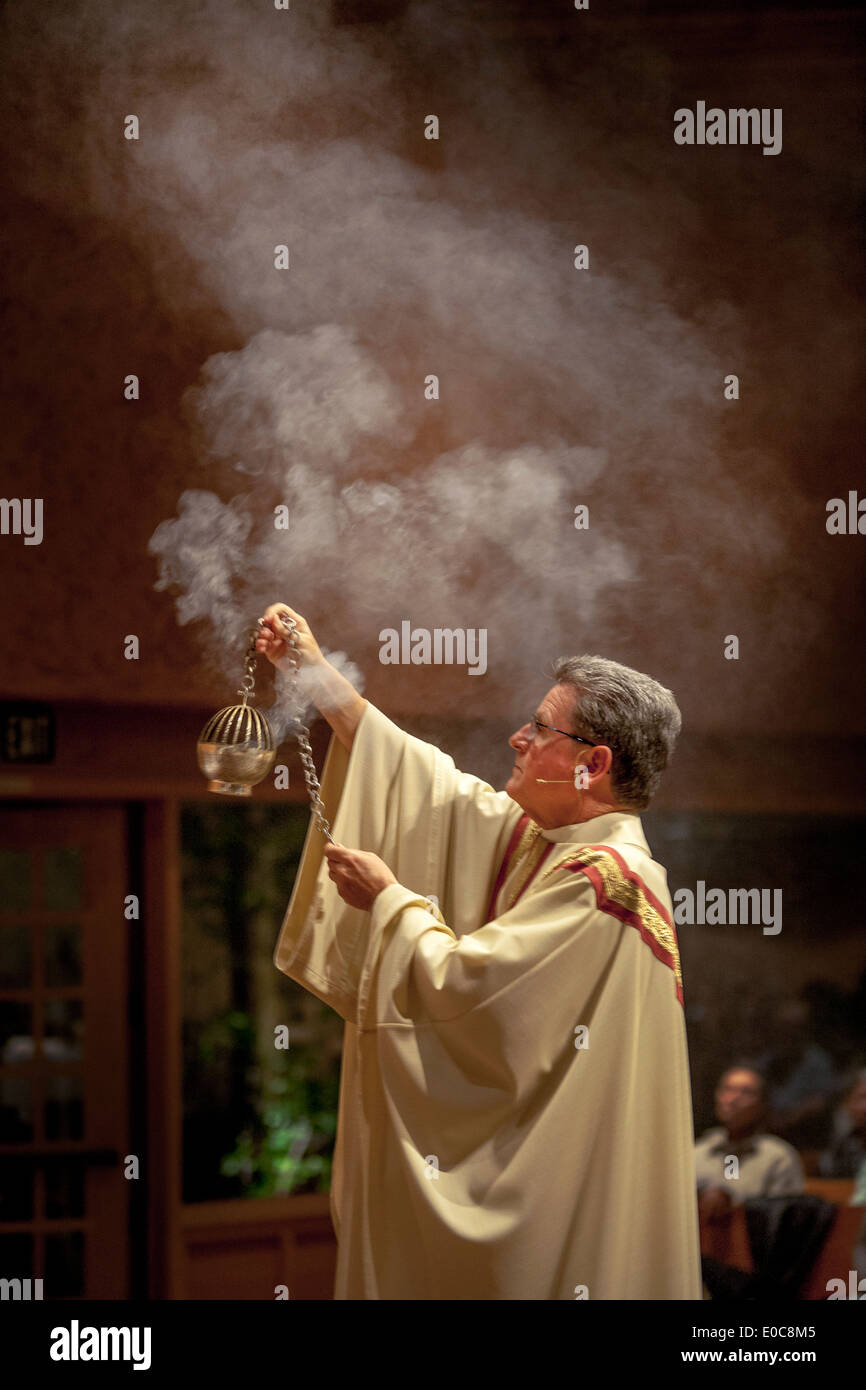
198,703,274,749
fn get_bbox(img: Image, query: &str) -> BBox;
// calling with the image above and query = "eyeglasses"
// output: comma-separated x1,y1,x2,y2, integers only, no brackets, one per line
525,716,598,748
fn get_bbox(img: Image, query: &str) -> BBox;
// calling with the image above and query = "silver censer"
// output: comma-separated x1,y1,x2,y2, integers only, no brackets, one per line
196,612,333,840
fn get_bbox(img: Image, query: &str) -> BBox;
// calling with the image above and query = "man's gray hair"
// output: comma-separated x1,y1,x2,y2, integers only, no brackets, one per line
552,654,682,811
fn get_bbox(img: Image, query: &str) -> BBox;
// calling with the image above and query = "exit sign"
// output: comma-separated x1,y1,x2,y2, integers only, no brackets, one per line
1,702,55,763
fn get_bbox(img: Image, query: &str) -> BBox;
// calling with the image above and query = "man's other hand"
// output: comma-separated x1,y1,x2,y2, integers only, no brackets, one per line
324,845,397,911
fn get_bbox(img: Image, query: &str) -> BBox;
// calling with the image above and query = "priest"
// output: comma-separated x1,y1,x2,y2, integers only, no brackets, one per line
258,603,702,1300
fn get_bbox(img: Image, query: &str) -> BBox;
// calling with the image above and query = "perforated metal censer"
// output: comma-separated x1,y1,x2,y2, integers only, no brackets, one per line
196,701,275,796
195,613,334,839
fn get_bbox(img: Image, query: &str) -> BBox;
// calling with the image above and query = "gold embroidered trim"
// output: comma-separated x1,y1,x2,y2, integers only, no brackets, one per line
500,821,546,913
539,846,682,991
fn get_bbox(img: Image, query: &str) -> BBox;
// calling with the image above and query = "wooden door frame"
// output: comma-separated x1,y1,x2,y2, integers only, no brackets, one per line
0,792,184,1299
142,798,183,1299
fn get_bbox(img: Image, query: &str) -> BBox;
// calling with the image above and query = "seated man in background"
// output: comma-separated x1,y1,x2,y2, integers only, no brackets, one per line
695,1065,805,1224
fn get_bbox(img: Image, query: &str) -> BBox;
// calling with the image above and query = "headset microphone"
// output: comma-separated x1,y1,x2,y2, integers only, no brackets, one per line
536,767,588,789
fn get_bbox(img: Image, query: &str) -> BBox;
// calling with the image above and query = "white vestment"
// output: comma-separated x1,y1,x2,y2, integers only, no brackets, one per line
274,702,702,1299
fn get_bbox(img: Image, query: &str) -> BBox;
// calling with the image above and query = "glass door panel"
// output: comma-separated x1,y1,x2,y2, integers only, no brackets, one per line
0,805,128,1299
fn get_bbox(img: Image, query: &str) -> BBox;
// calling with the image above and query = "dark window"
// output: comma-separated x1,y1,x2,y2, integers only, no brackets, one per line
181,802,342,1203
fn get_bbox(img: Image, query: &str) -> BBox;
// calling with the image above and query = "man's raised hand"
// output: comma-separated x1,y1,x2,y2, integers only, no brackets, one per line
257,602,367,753
256,603,325,669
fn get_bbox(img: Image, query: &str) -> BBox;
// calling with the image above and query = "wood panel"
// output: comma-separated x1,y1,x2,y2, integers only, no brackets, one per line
181,1195,336,1300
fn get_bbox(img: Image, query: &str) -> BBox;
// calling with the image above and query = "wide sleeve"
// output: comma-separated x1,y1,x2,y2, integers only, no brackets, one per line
273,700,521,1008
279,867,606,1057
331,700,516,880
362,876,597,1035
296,859,653,1061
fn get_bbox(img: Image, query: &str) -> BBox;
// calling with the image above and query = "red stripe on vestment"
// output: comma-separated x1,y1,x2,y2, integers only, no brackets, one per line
484,814,529,922
512,840,555,908
559,844,684,1006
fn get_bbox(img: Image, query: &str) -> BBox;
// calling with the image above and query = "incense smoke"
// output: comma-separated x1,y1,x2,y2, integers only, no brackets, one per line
7,0,840,743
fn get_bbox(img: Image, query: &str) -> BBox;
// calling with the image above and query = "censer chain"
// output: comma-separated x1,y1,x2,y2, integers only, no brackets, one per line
255,612,334,842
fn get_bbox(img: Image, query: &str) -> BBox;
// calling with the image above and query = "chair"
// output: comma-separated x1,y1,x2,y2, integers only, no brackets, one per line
700,1190,863,1300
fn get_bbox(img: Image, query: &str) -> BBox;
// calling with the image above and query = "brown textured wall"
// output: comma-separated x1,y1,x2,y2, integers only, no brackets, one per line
1,0,863,761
